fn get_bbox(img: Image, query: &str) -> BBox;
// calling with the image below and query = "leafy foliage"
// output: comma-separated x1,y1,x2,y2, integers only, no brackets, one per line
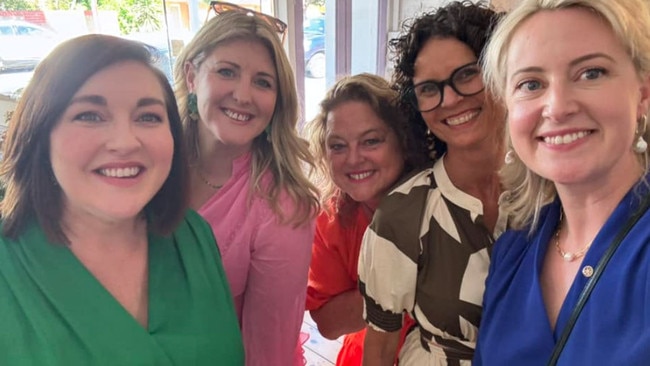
129,0,161,32
13,0,164,34
42,0,76,10
88,0,163,33
0,0,39,10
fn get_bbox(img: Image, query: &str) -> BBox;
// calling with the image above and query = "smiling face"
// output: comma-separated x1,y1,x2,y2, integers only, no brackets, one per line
185,38,278,155
50,60,174,225
414,37,504,152
325,100,404,209
505,8,650,189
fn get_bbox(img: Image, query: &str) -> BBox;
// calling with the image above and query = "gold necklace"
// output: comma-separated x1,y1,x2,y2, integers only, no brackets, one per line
195,169,223,190
554,210,593,262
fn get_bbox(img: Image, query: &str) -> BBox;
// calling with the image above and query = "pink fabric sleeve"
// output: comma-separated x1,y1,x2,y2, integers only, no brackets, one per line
241,206,315,366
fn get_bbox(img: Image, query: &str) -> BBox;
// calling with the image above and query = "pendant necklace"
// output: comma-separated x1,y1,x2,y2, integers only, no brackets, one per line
554,209,593,262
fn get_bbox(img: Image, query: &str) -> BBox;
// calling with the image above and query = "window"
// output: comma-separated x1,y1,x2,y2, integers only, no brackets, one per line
0,26,13,36
16,25,43,35
304,17,324,34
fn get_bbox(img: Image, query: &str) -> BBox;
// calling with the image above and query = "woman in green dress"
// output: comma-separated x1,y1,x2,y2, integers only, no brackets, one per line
0,34,244,365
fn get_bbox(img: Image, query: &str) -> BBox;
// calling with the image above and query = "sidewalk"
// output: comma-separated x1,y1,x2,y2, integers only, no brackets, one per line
301,311,342,366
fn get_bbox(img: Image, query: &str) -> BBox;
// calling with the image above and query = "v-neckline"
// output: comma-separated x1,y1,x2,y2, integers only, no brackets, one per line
22,224,166,334
532,190,646,340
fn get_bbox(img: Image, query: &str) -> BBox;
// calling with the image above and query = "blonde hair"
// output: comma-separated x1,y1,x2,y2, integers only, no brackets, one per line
482,0,650,230
307,73,424,217
174,11,319,225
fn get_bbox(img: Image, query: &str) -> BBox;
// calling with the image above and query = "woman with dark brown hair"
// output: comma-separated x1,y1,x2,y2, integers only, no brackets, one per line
357,2,506,365
0,34,243,364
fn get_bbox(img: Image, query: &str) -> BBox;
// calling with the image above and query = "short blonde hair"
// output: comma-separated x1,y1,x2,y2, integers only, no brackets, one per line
482,0,650,230
174,11,319,225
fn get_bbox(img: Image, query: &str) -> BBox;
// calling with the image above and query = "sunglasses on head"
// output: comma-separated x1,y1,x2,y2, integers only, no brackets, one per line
206,1,288,43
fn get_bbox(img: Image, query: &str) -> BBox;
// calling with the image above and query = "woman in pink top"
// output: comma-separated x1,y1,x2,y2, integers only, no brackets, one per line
173,11,320,366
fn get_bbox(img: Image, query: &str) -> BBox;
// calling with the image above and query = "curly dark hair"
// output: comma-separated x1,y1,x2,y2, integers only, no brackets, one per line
389,0,503,161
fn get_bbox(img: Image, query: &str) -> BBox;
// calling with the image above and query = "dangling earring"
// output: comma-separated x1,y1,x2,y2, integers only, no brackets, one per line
505,149,516,165
265,123,272,143
633,115,648,154
188,93,199,121
426,130,437,160
634,136,648,154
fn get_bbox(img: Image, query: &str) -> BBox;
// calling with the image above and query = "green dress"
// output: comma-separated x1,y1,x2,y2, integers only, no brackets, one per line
0,210,244,365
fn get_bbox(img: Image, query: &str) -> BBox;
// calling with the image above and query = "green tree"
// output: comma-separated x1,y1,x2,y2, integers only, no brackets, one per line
305,0,324,7
0,0,39,10
44,0,76,10
129,0,161,32
75,0,162,34
1,0,163,34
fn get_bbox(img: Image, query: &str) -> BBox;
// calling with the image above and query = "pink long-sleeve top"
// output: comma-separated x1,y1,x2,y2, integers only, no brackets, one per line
198,152,315,366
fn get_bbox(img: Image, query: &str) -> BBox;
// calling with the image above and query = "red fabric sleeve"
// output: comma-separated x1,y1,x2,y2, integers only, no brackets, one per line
306,207,369,311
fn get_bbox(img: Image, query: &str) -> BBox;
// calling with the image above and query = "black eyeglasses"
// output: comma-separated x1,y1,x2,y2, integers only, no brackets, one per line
407,62,484,112
206,1,288,43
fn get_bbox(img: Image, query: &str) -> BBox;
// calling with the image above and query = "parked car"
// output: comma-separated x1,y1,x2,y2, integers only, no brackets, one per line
0,34,174,104
304,17,325,34
303,16,325,79
0,20,59,73
304,31,324,78
125,32,175,83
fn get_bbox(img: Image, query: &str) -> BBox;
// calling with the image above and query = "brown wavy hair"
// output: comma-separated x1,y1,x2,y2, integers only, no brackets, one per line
307,73,426,218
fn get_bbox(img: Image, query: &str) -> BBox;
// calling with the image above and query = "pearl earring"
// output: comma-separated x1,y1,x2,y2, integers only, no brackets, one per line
505,149,516,165
634,136,648,154
633,115,648,154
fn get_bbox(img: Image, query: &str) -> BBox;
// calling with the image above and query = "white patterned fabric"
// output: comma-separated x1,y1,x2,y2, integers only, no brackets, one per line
358,158,507,365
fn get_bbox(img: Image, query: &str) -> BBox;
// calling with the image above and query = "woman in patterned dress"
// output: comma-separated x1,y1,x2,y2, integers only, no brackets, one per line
358,2,506,365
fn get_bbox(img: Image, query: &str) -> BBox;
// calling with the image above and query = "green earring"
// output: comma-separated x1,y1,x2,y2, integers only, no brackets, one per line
265,123,272,143
188,93,199,121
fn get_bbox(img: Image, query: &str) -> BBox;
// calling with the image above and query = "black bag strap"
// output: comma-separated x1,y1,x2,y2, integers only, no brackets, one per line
547,196,650,366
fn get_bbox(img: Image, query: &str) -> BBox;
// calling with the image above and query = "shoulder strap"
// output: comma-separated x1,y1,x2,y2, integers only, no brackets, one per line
547,195,650,365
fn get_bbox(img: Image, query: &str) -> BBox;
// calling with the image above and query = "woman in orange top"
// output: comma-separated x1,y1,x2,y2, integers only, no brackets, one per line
306,74,426,365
